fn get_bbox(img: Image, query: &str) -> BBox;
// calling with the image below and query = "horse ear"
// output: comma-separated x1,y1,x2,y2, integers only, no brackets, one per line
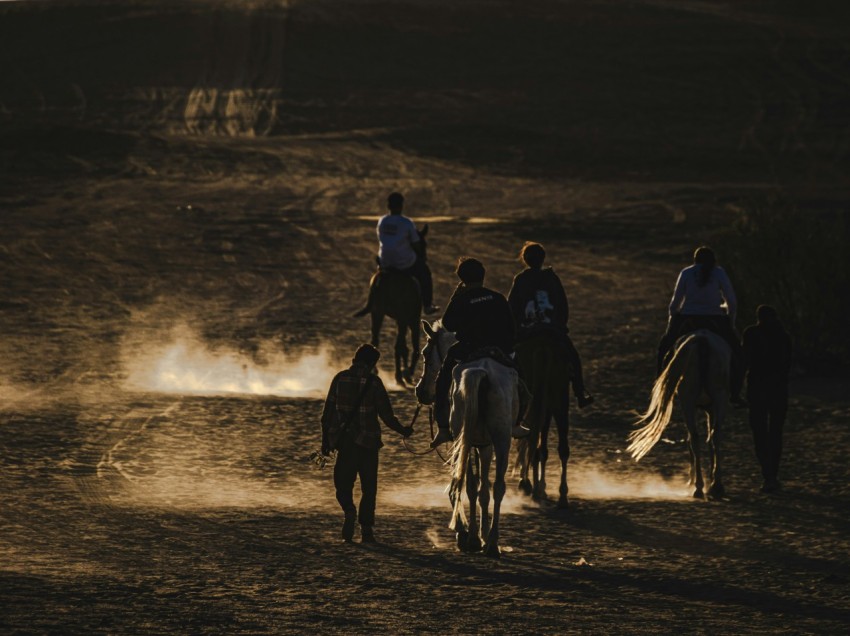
420,223,428,237
421,320,435,338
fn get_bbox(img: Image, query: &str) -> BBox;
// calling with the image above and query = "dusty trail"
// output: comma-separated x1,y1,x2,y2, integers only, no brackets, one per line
2,0,850,633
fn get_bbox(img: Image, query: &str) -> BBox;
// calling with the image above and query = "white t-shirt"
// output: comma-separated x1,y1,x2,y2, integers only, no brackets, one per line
669,264,737,321
377,214,419,270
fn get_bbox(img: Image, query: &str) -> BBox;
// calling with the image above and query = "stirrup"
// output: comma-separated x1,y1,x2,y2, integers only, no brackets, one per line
577,393,594,409
430,428,453,448
512,424,530,439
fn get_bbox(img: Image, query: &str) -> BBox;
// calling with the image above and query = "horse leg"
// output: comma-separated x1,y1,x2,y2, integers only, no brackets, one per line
449,477,469,549
465,450,482,552
485,442,509,559
555,406,570,509
707,410,726,500
479,448,493,545
685,408,704,499
370,311,383,348
394,321,407,386
533,415,550,501
517,440,533,496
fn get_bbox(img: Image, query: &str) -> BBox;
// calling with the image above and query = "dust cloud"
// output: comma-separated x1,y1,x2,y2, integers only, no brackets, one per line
123,325,341,398
122,324,407,397
569,463,688,500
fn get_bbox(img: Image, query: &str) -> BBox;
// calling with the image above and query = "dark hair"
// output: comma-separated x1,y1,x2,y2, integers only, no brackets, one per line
352,343,381,367
387,192,404,210
456,257,485,284
693,246,716,287
520,242,546,269
756,304,778,324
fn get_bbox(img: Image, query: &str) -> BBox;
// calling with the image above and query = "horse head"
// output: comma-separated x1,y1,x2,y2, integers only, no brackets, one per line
415,319,454,405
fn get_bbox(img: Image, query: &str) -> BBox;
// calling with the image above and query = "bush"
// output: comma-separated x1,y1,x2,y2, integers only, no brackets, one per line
724,198,850,371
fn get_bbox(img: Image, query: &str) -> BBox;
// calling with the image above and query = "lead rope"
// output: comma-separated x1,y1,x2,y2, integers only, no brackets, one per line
402,404,449,463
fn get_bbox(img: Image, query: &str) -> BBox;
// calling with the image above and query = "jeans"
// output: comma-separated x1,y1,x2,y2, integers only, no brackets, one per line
333,440,380,527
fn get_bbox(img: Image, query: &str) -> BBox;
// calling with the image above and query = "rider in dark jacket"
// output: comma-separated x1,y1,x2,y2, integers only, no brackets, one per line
430,257,525,447
507,242,593,408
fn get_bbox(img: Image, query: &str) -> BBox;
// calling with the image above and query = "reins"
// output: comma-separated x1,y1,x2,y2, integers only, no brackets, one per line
402,403,449,463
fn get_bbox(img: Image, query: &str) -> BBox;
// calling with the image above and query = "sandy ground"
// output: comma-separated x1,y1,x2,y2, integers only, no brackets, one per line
2,1,850,634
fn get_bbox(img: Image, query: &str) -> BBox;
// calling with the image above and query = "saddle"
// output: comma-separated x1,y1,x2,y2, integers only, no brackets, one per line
463,345,516,369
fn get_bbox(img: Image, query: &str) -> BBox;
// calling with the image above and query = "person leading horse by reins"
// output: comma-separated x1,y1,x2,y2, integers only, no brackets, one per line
376,192,439,316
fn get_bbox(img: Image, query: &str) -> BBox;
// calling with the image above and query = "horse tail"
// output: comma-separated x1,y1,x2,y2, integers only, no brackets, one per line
628,334,697,461
448,368,487,532
352,299,371,318
353,271,380,318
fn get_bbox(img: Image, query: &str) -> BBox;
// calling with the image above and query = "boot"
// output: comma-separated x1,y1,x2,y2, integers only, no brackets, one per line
577,392,595,409
361,525,377,543
430,427,453,448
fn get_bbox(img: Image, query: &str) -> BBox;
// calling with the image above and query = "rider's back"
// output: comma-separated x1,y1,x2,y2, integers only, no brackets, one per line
377,214,418,270
443,284,515,354
509,267,569,338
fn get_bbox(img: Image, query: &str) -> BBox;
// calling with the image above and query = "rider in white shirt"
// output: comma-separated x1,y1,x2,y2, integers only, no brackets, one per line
376,192,438,315
657,246,745,406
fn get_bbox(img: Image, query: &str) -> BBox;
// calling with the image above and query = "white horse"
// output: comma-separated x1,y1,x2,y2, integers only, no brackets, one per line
416,320,519,557
628,329,730,500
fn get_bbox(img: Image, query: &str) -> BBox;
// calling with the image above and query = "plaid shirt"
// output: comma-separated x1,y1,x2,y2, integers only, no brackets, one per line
321,363,406,449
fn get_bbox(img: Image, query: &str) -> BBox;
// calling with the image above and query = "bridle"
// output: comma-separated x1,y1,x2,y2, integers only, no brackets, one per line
401,334,450,462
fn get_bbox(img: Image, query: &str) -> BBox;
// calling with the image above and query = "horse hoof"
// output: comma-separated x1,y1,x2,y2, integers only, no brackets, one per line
557,496,570,510
484,543,501,559
467,536,483,553
518,479,533,496
708,484,726,500
456,529,469,551
693,489,704,499
532,486,547,501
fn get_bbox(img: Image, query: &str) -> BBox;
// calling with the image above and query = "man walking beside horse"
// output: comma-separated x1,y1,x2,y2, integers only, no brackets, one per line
321,344,414,543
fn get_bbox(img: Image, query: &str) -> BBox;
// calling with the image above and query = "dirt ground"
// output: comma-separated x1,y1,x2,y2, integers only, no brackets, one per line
2,1,850,634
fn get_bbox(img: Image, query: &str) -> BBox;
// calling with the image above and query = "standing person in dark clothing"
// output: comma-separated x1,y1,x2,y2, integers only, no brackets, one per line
507,242,593,408
321,344,413,543
743,305,792,493
430,257,526,447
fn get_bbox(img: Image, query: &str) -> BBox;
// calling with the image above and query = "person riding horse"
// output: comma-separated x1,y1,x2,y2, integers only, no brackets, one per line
657,245,746,406
507,241,593,408
377,192,439,315
429,257,529,448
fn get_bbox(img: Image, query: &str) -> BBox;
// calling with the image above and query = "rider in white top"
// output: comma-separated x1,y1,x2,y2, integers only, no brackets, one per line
658,246,745,406
375,192,439,315
377,213,419,270
669,263,737,321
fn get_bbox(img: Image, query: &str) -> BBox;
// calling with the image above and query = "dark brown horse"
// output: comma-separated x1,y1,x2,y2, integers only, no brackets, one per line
514,333,573,507
354,226,428,386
